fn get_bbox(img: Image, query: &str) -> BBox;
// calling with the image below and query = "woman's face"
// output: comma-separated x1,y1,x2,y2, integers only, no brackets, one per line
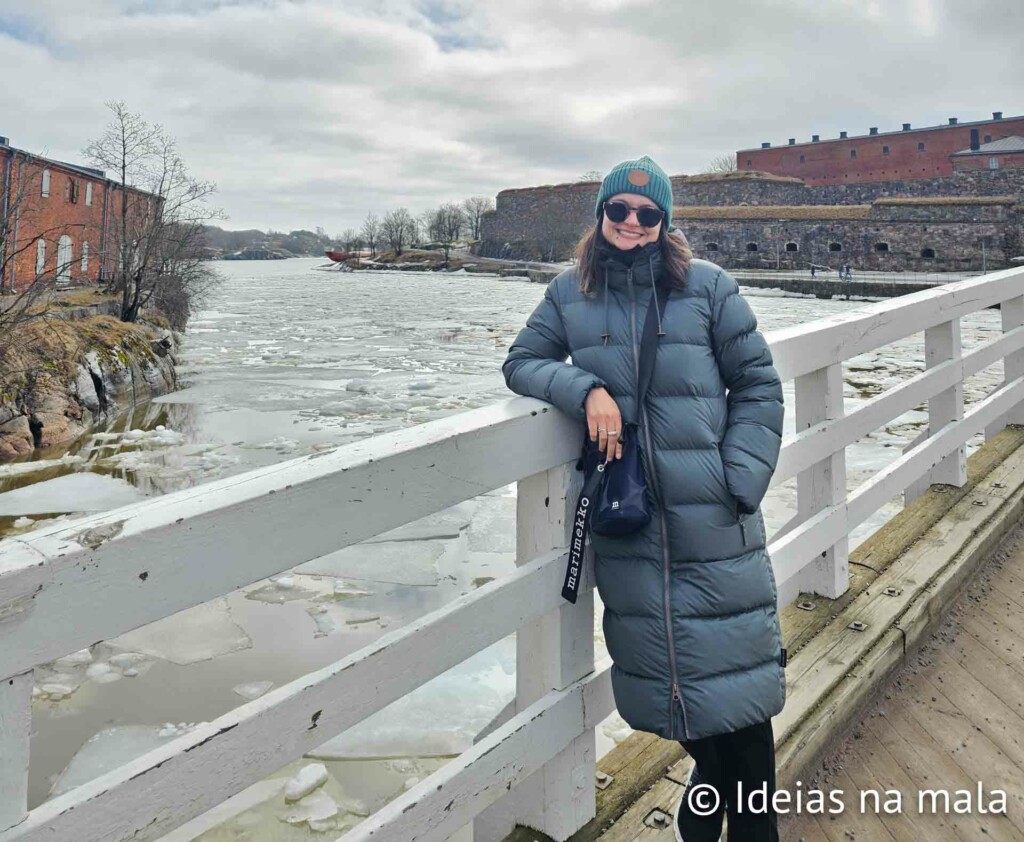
601,192,662,250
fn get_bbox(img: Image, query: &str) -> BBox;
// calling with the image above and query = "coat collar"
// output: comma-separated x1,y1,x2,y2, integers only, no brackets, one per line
597,241,663,295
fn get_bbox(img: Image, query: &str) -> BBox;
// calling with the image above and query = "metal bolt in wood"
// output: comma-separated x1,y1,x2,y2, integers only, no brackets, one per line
848,620,867,632
645,809,671,828
797,601,816,611
595,771,614,790
883,587,902,597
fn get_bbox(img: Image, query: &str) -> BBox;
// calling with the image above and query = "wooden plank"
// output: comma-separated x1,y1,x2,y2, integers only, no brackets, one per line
897,675,1024,836
922,319,967,489
772,325,1024,490
0,398,581,682
0,672,31,832
868,707,1015,842
766,266,1024,382
595,777,682,842
793,362,849,598
0,549,589,842
921,656,1024,772
987,295,1024,438
813,767,895,842
345,665,613,842
959,612,1024,680
844,727,934,840
947,616,1024,717
772,372,1024,595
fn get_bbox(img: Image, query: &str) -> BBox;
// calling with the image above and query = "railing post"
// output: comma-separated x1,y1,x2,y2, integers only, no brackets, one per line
925,318,968,487
0,671,32,832
474,463,595,841
794,363,849,598
986,296,1024,440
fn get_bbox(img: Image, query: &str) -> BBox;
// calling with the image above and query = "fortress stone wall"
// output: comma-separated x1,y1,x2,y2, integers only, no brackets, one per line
479,170,1024,272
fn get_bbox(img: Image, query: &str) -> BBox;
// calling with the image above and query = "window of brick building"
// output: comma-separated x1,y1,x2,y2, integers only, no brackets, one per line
875,242,890,253
35,239,46,276
882,146,890,156
81,242,90,273
917,142,925,152
989,157,1000,170
799,154,805,163
984,135,992,143
921,248,936,259
829,242,843,252
746,159,752,168
785,242,799,252
57,235,73,286
705,243,719,252
41,169,50,198
85,183,93,206
66,178,79,204
746,243,759,252
850,149,857,159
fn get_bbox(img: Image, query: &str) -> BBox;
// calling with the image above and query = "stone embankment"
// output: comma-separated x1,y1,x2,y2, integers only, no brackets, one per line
0,304,179,462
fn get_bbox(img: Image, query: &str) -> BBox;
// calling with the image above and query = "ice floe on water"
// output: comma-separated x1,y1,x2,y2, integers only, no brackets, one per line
109,598,252,665
0,472,146,516
50,723,200,797
308,639,515,761
232,681,275,702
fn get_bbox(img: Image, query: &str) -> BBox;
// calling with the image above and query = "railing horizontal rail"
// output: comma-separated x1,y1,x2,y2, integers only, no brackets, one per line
345,663,614,842
0,546,583,842
768,267,1022,382
773,324,1024,486
0,400,578,683
771,374,1024,600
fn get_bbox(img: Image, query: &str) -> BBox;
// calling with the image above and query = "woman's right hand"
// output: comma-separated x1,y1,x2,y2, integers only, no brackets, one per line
585,387,624,462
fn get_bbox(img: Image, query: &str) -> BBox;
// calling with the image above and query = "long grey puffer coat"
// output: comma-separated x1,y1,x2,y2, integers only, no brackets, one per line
502,245,785,741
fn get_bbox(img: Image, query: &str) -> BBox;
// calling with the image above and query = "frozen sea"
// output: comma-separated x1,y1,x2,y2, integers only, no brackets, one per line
0,259,1004,837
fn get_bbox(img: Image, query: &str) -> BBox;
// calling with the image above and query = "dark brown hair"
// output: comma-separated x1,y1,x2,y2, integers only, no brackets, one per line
575,221,692,295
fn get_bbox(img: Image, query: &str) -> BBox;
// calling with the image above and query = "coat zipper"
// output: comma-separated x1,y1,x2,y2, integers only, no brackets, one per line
627,270,689,741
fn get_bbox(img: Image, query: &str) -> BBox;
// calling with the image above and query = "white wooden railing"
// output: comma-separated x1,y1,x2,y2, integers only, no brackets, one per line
0,266,1022,842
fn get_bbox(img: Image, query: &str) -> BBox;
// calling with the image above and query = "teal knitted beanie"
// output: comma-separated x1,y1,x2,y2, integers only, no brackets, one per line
595,155,673,229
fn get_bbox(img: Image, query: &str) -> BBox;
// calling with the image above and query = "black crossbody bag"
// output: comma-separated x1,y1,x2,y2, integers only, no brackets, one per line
562,283,669,604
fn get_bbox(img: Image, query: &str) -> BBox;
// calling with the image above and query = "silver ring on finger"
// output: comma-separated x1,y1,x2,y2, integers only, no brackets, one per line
608,430,619,436
597,427,606,432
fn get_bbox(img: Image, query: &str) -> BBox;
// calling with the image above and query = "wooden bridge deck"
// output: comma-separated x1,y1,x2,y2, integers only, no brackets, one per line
781,524,1024,842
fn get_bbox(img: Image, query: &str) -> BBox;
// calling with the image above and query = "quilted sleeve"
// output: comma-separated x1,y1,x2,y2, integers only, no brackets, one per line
502,280,605,421
710,269,784,515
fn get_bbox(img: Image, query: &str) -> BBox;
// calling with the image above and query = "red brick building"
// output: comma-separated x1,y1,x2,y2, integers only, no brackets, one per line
1,136,156,293
737,112,1024,185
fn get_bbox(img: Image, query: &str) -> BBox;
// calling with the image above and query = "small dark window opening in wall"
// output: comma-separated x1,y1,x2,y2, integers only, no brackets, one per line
918,142,925,152
829,242,843,252
746,243,759,253
882,146,890,156
921,248,936,259
746,159,752,168
984,135,992,143
850,149,857,159
875,242,890,253
705,243,719,252
785,242,799,252
799,154,805,163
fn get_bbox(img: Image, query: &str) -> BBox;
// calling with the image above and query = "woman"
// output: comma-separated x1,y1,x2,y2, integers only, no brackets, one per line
502,156,785,842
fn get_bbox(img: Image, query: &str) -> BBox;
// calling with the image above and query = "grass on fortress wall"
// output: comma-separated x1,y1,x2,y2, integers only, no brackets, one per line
873,195,1019,206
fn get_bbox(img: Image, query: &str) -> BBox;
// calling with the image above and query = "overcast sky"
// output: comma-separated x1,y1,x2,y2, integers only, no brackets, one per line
2,0,1021,232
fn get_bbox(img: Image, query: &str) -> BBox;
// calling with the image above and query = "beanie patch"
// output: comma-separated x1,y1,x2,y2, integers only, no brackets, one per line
627,169,650,187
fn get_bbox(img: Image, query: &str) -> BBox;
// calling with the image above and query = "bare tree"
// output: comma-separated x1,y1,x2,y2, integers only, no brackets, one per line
462,196,494,241
381,208,414,256
578,170,603,182
425,203,465,267
360,212,381,256
84,101,222,324
702,154,738,174
340,229,358,252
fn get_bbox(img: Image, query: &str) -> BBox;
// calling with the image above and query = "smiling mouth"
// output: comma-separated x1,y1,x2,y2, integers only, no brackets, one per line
615,229,644,239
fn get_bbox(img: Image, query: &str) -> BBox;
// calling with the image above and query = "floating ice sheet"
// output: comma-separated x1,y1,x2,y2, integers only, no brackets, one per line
296,540,447,586
0,472,146,515
308,639,514,760
110,598,252,665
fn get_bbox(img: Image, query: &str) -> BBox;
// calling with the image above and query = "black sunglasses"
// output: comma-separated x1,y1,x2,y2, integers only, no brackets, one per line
603,200,665,228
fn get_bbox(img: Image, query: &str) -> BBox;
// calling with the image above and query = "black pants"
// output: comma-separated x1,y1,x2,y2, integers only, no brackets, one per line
676,719,780,842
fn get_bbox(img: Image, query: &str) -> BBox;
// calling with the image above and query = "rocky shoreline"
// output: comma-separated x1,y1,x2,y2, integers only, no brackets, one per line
0,316,179,463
